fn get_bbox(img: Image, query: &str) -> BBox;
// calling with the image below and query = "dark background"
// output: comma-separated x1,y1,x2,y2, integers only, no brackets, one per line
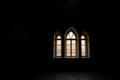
1,0,120,80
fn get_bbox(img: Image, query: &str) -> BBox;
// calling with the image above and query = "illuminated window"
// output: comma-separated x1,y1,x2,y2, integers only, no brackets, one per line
65,27,79,58
81,31,90,58
53,27,90,59
54,32,62,58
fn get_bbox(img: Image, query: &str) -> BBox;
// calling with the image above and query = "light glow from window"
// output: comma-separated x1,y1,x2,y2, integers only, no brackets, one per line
81,35,86,57
66,31,77,58
54,35,62,58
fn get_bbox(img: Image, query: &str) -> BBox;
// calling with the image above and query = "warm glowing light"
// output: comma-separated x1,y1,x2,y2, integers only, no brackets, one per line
72,40,76,45
66,52,71,56
72,35,76,39
81,39,86,56
67,31,76,39
81,40,85,45
72,52,76,56
69,31,73,36
81,35,85,39
67,40,70,45
57,35,61,39
82,46,86,52
72,46,76,50
67,35,70,39
56,53,61,56
66,40,70,56
57,46,61,50
57,40,61,45
66,31,77,57
55,35,62,57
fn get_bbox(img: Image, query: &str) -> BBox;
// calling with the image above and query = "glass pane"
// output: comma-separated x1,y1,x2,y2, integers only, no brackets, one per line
72,52,76,56
72,34,76,39
56,53,61,56
81,38,86,56
57,35,61,39
72,43,76,53
72,42,76,56
72,40,76,46
57,46,61,50
67,46,70,52
67,45,70,49
67,31,76,39
72,45,76,50
57,40,61,44
82,46,86,52
66,52,71,56
81,46,86,56
67,34,70,39
81,40,85,45
56,39,61,57
66,40,70,46
81,35,85,39
69,31,73,37
57,50,61,53
66,40,71,57
72,49,76,53
72,40,76,44
67,50,71,53
82,52,86,56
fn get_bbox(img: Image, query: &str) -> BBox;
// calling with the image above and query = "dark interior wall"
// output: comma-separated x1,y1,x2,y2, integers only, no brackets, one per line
1,0,120,79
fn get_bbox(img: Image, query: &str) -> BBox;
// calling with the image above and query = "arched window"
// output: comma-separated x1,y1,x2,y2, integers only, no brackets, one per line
54,32,62,58
81,31,90,58
65,27,79,58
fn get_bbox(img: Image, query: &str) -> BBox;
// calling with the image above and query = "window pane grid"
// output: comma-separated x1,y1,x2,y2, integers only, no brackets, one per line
54,31,90,58
66,34,77,57
81,53,86,56
81,35,87,57
66,32,76,39
55,35,62,58
56,53,61,56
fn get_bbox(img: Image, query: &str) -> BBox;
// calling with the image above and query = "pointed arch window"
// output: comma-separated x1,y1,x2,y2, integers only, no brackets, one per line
65,27,79,58
54,32,62,58
81,32,90,58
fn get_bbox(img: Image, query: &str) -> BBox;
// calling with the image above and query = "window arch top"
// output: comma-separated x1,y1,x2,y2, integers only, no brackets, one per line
81,35,85,39
66,31,76,39
57,35,61,39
